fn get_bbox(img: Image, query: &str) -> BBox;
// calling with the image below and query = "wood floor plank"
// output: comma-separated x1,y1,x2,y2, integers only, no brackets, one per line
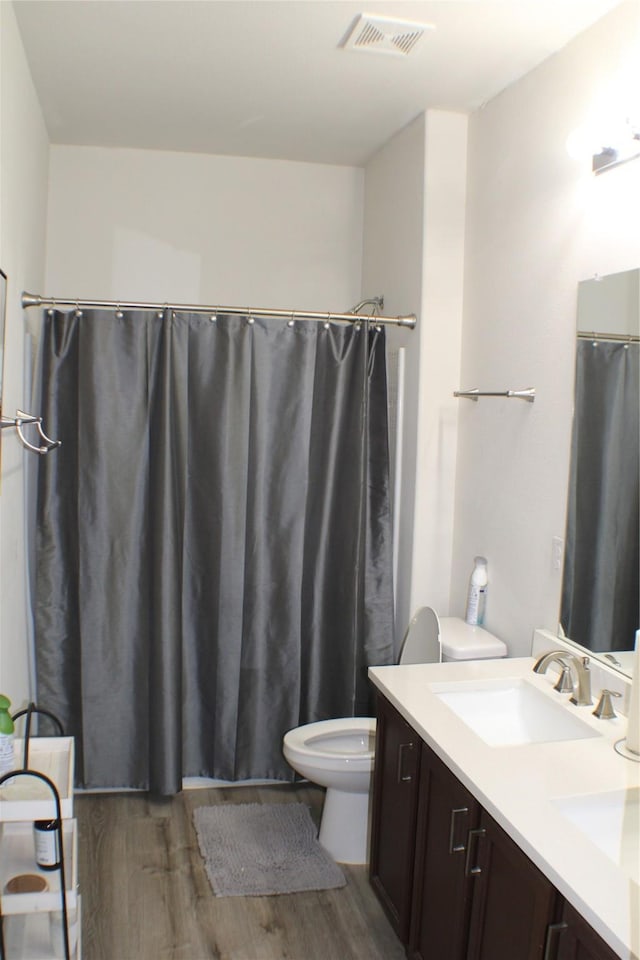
76,784,405,960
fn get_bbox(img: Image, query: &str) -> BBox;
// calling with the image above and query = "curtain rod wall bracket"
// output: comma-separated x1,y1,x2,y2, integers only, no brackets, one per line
1,409,62,454
21,291,417,330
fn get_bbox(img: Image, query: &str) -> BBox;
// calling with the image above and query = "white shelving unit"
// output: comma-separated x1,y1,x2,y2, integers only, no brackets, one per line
0,738,80,960
0,740,74,822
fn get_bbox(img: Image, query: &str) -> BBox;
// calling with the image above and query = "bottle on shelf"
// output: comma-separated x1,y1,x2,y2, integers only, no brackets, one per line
465,556,488,626
34,817,62,870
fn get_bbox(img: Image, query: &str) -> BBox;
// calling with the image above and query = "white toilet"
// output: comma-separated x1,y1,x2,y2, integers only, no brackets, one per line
282,607,506,864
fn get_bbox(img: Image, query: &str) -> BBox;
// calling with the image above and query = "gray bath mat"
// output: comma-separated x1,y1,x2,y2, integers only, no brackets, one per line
193,802,346,897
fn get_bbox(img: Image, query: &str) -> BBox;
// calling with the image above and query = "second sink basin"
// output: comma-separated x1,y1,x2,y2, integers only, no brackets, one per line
431,678,599,746
552,787,640,883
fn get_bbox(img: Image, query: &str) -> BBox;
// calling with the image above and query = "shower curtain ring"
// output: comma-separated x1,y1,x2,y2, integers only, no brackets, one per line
288,311,295,328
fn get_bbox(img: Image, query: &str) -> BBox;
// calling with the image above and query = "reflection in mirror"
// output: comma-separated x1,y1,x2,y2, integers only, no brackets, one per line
560,268,639,678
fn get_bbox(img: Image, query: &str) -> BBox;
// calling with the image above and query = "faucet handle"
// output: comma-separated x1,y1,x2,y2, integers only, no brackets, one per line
592,689,622,720
553,665,574,694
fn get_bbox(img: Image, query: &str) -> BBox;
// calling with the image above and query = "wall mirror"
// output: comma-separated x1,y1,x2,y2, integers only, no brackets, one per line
559,267,639,678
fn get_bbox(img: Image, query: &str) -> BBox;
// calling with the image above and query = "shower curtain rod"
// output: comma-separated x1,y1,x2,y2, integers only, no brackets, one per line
577,330,639,343
21,291,417,329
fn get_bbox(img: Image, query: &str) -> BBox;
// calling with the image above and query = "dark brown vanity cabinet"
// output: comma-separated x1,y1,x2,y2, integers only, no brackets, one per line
408,744,481,960
369,693,422,942
370,692,622,960
462,807,559,960
408,744,557,960
552,902,622,960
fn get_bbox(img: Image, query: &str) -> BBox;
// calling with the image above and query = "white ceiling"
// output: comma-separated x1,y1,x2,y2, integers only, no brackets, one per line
13,0,624,167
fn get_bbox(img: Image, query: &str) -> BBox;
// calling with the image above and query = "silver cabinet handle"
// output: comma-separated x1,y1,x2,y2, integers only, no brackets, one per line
448,807,469,854
543,922,568,960
464,827,486,876
396,742,415,783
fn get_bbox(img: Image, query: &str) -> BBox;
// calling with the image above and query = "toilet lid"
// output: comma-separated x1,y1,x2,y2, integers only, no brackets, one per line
398,606,441,664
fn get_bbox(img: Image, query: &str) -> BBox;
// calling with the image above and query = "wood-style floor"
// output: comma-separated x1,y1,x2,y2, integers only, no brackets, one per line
76,783,406,960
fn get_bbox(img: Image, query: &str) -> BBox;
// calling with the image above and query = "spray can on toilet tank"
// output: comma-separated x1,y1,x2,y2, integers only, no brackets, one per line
465,557,488,626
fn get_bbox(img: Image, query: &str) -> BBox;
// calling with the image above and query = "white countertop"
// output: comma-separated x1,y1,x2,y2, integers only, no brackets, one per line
369,657,640,960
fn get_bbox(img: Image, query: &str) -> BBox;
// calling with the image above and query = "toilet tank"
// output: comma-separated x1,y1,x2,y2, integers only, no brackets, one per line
439,617,507,661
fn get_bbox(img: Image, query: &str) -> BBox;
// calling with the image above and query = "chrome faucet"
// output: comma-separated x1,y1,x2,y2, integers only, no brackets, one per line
533,650,592,706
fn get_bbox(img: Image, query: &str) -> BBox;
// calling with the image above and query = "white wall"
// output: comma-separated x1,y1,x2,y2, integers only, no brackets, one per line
45,147,364,312
411,111,467,624
362,114,427,643
0,2,50,704
363,110,468,644
453,0,640,657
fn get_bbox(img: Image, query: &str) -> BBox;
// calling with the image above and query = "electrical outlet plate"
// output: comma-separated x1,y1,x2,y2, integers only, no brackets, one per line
551,536,564,572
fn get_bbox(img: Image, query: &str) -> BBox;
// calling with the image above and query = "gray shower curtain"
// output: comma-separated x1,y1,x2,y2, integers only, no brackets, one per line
34,309,394,794
561,339,639,654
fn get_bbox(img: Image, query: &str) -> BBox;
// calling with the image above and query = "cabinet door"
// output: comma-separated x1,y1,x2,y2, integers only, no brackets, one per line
408,743,481,960
546,901,621,960
465,809,559,960
369,694,421,943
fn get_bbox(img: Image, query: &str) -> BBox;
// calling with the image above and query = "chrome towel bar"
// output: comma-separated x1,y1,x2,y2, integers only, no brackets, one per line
453,388,536,403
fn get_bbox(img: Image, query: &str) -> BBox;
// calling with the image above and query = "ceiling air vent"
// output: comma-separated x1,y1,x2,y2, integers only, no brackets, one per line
343,14,433,57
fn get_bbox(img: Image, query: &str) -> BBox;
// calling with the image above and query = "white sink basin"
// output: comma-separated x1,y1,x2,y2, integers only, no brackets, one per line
432,678,599,747
552,788,640,883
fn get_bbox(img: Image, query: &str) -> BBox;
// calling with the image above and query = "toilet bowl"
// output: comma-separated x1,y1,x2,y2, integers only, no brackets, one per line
282,607,507,864
282,717,376,865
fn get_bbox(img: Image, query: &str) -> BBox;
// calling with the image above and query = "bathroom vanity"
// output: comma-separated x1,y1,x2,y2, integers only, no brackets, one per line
368,658,639,960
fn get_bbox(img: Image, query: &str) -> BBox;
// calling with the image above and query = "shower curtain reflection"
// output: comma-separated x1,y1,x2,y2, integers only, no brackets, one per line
561,340,639,656
34,310,394,795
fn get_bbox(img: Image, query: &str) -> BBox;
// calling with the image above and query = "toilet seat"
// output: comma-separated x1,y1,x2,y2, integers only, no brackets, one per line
398,606,442,664
283,717,375,771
